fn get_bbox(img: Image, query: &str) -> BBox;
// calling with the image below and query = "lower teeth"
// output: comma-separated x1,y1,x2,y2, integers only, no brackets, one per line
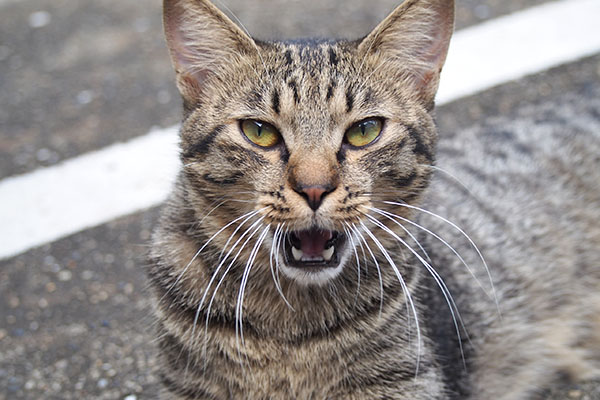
290,246,336,262
291,246,303,261
322,246,334,261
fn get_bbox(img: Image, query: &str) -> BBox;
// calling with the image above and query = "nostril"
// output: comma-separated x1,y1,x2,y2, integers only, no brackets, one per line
295,184,335,211
304,187,326,210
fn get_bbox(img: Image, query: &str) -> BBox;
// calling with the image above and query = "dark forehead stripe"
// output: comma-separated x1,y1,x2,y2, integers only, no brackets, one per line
271,88,280,115
328,47,339,66
326,81,335,102
345,86,355,113
288,79,300,104
284,49,293,65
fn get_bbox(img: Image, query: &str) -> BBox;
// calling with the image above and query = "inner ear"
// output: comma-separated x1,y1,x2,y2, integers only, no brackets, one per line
163,0,258,102
358,0,455,106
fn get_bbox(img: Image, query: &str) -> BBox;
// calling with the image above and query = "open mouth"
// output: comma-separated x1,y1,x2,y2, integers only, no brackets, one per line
283,228,346,270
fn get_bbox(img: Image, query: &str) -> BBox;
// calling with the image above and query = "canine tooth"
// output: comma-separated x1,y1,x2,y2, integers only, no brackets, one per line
291,246,303,261
322,246,334,261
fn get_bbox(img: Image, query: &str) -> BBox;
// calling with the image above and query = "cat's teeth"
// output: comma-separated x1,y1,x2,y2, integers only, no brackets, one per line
291,246,303,261
322,246,334,261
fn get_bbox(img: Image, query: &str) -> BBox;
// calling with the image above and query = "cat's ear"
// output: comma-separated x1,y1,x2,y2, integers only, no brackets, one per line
163,0,257,103
358,0,454,107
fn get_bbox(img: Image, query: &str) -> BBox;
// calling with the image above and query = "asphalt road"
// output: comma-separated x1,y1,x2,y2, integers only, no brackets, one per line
1,0,599,399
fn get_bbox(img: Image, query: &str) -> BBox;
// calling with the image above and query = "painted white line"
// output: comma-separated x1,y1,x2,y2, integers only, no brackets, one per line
0,127,180,259
1,0,600,260
437,0,600,103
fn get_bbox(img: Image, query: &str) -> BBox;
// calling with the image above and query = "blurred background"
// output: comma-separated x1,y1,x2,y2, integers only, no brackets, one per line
1,0,599,398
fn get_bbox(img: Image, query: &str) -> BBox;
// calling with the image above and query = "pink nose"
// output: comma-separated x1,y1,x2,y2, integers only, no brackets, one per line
296,185,334,211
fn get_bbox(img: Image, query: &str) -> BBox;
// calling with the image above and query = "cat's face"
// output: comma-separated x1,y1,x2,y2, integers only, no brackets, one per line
164,0,453,285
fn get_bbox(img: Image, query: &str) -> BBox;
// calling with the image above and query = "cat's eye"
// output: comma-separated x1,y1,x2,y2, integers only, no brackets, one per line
344,118,383,148
240,120,281,148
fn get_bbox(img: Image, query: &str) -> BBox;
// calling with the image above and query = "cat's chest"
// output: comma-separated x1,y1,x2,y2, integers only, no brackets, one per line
198,301,442,400
210,335,343,399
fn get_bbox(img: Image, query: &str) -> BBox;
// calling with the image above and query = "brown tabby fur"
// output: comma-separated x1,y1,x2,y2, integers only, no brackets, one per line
149,0,600,398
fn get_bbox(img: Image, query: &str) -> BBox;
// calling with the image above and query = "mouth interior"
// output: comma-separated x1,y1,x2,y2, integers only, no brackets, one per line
285,228,344,267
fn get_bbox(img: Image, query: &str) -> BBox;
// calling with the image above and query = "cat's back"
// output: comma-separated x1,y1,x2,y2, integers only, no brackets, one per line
431,89,600,273
422,89,600,398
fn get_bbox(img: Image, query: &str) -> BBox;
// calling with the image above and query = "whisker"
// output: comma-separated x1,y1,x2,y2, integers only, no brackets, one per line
351,223,370,276
427,165,480,201
184,215,262,376
274,225,288,301
236,225,270,363
343,225,362,306
228,199,257,204
192,216,266,372
364,213,468,369
206,222,263,376
203,216,266,322
270,223,294,310
381,200,499,313
347,222,384,318
371,206,493,301
218,207,269,261
359,221,423,376
163,207,265,304
368,207,431,263
197,199,229,225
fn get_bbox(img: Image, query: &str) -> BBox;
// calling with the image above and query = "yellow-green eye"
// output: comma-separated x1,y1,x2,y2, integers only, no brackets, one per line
345,118,383,147
241,120,280,148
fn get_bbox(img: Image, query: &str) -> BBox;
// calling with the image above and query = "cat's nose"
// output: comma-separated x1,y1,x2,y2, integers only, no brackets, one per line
294,184,335,211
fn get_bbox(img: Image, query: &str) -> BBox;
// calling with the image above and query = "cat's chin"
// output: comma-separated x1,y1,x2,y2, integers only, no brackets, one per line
278,229,350,286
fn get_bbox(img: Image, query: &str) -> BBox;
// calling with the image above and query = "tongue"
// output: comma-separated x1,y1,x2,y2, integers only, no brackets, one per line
297,229,333,258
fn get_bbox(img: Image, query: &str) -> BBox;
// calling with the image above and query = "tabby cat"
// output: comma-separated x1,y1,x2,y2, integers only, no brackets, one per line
149,0,600,398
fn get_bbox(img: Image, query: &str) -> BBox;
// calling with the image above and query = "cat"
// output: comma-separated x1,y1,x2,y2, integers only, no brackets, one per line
148,0,600,398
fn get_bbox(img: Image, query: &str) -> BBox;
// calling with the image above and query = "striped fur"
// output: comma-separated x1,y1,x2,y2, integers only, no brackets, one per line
149,0,600,398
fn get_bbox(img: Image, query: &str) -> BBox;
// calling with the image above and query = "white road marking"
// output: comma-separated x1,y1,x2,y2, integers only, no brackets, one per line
1,0,600,260
0,127,180,259
437,0,600,103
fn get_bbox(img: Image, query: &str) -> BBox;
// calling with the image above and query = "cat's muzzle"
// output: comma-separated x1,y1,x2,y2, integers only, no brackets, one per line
283,228,346,271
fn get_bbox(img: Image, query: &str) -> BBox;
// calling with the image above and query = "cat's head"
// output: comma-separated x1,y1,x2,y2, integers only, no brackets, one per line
163,0,454,285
